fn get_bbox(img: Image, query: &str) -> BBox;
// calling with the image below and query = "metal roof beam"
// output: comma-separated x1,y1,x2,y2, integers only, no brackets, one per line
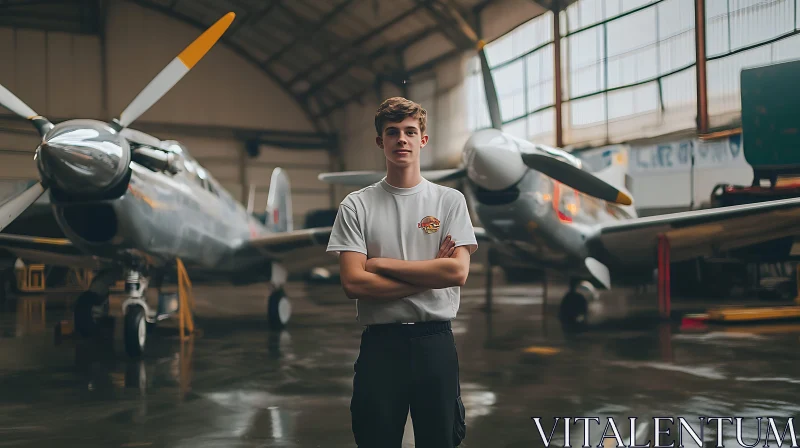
315,85,372,119
302,25,439,98
128,0,328,134
287,5,421,86
227,0,281,36
265,0,357,65
414,0,476,50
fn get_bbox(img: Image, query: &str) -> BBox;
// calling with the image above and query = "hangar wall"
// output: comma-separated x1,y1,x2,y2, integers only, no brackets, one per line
0,1,329,228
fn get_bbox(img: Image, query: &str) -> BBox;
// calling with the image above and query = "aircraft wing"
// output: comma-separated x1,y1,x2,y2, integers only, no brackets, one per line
236,226,335,273
589,196,800,267
474,227,490,241
239,224,489,273
0,234,109,269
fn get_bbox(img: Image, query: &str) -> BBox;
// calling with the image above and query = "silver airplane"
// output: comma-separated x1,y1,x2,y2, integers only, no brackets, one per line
318,17,800,327
0,12,335,356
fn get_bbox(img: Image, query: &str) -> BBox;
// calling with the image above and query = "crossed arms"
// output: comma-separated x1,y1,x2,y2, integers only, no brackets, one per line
339,235,472,302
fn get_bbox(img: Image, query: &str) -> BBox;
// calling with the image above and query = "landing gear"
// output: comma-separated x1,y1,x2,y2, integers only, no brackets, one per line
268,288,291,330
73,264,190,357
267,262,291,330
124,304,147,356
122,269,153,357
559,289,588,330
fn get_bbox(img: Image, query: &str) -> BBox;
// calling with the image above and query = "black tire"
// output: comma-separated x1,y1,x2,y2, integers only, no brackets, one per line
559,292,588,330
268,289,291,330
74,291,108,337
124,305,147,357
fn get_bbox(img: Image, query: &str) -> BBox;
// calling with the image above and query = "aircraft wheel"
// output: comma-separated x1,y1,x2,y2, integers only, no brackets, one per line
559,291,588,330
74,291,108,337
124,305,147,357
268,288,291,330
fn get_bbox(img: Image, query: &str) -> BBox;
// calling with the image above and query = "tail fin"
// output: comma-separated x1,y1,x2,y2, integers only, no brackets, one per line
591,153,633,203
265,168,293,233
593,161,630,192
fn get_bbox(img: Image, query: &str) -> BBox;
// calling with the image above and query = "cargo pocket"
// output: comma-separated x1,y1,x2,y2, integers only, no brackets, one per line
453,395,466,446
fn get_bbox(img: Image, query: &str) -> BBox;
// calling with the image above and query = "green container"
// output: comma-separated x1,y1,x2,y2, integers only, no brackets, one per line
741,59,800,175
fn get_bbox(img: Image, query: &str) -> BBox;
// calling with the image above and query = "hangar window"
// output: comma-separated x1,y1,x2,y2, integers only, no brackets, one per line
466,11,556,145
467,0,800,148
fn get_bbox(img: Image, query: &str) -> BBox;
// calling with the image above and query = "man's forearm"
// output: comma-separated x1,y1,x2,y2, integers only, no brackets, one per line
344,271,429,302
374,258,466,289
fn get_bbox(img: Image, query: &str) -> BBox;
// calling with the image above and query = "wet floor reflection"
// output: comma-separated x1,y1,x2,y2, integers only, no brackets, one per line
0,282,799,446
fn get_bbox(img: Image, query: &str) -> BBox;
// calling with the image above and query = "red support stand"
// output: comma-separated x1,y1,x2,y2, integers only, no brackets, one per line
657,235,671,320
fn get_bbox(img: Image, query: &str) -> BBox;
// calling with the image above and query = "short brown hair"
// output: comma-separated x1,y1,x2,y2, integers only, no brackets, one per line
374,97,427,136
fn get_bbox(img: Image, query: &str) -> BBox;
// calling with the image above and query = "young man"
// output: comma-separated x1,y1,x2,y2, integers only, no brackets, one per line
326,97,478,447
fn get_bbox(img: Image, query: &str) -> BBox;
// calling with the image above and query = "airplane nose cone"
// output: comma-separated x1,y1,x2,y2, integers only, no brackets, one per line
464,129,528,190
36,121,131,195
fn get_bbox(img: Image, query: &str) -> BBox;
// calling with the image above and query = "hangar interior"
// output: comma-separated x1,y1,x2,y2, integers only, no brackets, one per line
2,0,800,446
2,0,787,220
0,0,553,227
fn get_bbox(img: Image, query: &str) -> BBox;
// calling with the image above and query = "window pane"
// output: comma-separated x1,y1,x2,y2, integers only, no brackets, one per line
494,59,526,122
606,7,658,89
466,72,490,131
567,27,605,97
570,94,606,127
526,44,555,112
729,0,794,51
528,108,555,142
659,0,696,73
607,83,658,120
504,118,527,140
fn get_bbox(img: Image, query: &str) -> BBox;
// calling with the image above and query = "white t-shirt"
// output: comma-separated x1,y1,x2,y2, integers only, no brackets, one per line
327,177,478,325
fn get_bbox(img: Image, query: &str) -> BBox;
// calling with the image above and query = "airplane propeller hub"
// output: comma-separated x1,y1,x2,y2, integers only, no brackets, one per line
464,129,527,191
35,120,131,196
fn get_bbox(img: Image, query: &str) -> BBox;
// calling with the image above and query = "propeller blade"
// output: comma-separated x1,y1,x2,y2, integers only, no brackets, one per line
113,12,235,130
434,0,502,130
0,181,46,232
520,152,633,205
478,44,502,131
318,168,466,187
423,168,466,182
0,84,53,136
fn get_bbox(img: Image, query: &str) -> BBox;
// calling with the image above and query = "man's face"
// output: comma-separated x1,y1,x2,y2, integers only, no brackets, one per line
376,116,428,168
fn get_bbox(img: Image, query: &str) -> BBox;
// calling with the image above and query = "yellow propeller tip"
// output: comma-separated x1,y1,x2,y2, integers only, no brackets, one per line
177,12,236,69
616,191,633,206
476,39,486,50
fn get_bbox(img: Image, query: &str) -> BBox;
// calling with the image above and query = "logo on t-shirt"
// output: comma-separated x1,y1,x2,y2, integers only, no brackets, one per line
418,216,441,234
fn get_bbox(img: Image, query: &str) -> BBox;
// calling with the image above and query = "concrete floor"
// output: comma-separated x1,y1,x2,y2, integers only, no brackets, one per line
1,273,800,447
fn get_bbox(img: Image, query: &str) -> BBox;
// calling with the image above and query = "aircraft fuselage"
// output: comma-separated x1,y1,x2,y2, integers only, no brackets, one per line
461,129,636,283
39,120,270,277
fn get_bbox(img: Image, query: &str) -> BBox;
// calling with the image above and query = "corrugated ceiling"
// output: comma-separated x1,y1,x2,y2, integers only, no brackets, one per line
2,0,564,131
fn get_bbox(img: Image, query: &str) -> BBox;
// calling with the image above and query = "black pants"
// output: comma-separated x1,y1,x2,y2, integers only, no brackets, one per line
350,320,466,448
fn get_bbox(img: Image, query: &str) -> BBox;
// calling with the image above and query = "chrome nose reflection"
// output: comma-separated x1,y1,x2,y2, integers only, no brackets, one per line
36,120,130,196
464,129,527,191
